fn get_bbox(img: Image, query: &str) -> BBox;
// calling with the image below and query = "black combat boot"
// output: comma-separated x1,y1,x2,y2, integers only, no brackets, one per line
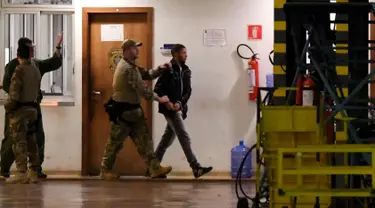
38,172,47,179
192,164,213,179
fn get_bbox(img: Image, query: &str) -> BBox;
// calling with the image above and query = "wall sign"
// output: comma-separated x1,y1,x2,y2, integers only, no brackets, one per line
203,29,227,47
160,44,176,56
248,25,262,40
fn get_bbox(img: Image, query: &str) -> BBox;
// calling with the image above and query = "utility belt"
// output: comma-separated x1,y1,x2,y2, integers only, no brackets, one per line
15,101,39,110
5,101,39,116
104,98,141,123
5,101,40,135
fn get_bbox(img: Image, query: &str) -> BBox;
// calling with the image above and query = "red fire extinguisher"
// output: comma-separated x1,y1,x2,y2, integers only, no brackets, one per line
248,54,259,101
302,73,315,106
295,74,304,105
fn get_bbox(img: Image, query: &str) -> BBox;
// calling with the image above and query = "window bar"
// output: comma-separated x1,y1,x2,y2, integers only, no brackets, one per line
48,14,54,93
9,14,16,61
0,13,5,86
71,13,75,96
63,14,68,94
7,15,11,65
34,12,39,58
23,14,27,37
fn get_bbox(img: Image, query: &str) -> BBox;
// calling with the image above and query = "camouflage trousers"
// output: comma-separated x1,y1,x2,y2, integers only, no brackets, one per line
101,108,160,171
1,104,45,173
8,107,40,173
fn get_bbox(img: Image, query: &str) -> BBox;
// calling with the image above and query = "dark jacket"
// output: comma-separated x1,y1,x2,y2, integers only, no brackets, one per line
154,59,192,119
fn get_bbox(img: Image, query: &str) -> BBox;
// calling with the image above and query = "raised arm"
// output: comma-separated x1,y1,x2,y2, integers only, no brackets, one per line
138,63,172,81
138,67,160,81
35,33,63,75
34,53,62,75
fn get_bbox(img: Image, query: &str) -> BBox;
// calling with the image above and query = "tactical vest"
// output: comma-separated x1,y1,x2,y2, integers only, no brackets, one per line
112,59,141,104
16,61,41,102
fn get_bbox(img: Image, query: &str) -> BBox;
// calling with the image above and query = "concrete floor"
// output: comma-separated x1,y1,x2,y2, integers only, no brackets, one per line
0,180,253,208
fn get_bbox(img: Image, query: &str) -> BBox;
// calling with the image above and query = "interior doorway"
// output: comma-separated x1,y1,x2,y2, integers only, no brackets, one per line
81,7,154,176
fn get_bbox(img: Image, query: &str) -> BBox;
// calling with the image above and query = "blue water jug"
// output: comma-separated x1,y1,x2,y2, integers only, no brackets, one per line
266,74,274,88
231,140,252,179
265,74,274,103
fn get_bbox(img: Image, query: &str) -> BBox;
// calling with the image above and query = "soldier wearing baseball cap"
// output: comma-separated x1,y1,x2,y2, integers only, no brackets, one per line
121,39,142,50
100,38,173,180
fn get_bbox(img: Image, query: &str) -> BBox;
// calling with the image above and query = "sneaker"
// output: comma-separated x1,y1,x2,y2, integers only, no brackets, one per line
100,170,120,180
38,172,48,179
145,169,167,179
5,172,29,184
28,170,39,183
149,166,172,178
193,165,213,178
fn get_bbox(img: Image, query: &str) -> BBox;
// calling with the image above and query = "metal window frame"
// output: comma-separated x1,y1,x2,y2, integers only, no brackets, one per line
0,10,40,88
40,11,74,96
0,8,75,98
1,0,74,10
0,12,4,87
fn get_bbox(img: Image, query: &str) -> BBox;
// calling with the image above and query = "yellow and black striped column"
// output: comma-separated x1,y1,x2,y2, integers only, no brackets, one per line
335,0,349,141
273,0,287,105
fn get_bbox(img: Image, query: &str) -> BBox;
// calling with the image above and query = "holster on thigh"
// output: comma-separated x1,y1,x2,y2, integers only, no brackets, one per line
104,98,142,124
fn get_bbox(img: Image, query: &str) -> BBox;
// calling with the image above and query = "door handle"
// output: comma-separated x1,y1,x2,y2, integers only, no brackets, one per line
90,90,102,121
92,90,101,95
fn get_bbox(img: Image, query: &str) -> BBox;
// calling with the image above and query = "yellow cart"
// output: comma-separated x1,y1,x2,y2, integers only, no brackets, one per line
255,88,375,208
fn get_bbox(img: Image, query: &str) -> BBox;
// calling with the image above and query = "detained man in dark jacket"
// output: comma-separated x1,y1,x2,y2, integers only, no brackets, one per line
1,36,63,179
153,44,212,178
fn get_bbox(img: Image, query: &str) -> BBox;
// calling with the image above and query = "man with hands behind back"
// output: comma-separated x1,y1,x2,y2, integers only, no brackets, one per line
153,44,213,179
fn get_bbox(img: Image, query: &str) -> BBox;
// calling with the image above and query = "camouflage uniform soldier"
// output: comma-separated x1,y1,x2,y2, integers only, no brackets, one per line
100,39,172,180
1,36,63,179
5,43,42,184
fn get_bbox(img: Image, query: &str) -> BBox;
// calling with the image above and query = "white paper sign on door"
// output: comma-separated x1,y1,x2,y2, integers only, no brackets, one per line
101,24,124,42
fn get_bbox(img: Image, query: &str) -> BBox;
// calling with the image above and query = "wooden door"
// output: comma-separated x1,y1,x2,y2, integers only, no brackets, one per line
83,9,153,176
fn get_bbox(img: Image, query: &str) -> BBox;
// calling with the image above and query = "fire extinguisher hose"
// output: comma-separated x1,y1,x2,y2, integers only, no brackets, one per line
236,44,256,60
268,50,286,73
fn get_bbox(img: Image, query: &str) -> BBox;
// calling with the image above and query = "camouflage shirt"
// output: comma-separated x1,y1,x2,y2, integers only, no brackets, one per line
5,60,41,112
112,59,161,104
2,53,62,102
